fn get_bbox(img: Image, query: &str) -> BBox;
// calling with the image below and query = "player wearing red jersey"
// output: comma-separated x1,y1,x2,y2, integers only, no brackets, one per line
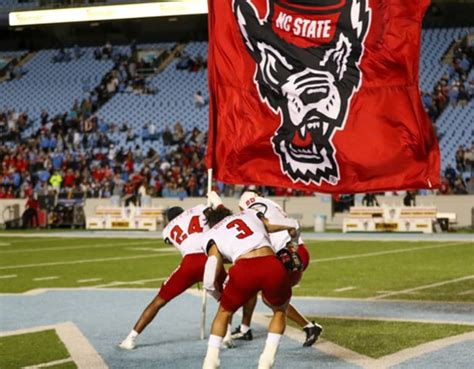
201,206,295,369
119,204,227,350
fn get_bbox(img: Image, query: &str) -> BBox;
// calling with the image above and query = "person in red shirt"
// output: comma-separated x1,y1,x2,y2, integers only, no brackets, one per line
22,195,39,228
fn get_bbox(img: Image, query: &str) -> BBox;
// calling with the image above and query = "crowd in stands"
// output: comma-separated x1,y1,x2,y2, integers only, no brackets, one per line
0,106,212,201
176,49,207,72
422,34,474,121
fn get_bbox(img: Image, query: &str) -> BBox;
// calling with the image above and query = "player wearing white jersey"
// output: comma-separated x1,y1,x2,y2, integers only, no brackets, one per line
231,191,323,347
119,205,227,350
201,206,295,369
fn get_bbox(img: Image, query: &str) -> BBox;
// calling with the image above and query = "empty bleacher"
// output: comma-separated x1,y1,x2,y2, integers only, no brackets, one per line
1,47,114,135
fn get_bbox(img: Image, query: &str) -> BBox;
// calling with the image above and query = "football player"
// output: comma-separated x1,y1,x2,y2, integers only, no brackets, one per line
201,205,295,369
119,204,227,350
230,191,323,347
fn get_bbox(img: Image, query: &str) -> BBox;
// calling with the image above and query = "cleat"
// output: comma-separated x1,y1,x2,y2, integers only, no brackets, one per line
303,322,323,347
119,338,136,350
202,357,220,369
222,337,235,349
257,355,274,369
230,326,253,341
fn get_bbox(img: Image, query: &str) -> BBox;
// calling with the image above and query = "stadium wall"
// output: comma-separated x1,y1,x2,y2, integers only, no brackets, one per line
1,195,472,228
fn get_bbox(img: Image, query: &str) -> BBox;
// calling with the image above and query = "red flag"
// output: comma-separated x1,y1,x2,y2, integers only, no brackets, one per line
206,0,440,193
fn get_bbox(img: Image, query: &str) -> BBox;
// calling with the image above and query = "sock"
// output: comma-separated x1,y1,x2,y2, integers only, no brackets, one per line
224,324,232,341
208,334,223,348
303,322,314,329
240,324,250,334
259,333,282,366
204,335,222,365
126,330,139,341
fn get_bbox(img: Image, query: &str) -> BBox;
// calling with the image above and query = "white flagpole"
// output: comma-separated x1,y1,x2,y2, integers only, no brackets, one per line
200,168,213,340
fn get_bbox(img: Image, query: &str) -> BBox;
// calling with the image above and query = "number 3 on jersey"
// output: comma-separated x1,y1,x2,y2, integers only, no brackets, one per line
170,215,204,245
226,219,254,239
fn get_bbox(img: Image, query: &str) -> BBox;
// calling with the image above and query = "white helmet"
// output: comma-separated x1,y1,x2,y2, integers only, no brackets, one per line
239,191,258,209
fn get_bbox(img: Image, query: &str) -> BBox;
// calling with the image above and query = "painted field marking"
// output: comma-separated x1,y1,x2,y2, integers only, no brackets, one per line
89,277,167,288
0,252,177,270
370,275,474,300
0,240,159,254
0,274,17,279
77,278,103,283
124,247,176,252
0,242,11,246
33,276,59,281
310,241,469,264
307,314,474,326
371,331,474,369
0,322,108,369
458,289,474,296
251,310,474,369
22,358,73,369
334,286,356,292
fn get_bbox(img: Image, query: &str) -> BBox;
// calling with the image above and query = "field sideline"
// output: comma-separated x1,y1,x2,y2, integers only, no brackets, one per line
0,234,473,369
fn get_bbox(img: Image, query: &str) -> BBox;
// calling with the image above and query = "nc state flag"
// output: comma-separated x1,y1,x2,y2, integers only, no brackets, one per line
206,0,440,193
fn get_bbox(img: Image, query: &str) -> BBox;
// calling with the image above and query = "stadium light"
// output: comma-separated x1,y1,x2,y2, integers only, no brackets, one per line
9,0,208,27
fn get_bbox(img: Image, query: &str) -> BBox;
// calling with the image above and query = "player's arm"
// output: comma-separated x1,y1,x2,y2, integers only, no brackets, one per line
203,241,224,301
258,213,297,238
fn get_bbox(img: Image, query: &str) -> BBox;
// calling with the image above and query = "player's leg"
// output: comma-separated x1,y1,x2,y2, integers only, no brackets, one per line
203,306,233,369
287,303,323,347
120,254,206,350
258,257,292,369
231,293,257,341
203,262,256,369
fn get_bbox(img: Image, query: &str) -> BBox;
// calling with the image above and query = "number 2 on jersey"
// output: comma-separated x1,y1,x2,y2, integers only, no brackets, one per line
170,215,203,245
226,219,254,239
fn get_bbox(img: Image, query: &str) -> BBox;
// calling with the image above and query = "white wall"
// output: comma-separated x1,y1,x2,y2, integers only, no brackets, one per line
4,194,472,228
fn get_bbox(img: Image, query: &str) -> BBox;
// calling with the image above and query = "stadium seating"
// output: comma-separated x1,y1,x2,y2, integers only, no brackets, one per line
96,41,209,153
0,0,38,11
436,103,473,170
1,47,114,135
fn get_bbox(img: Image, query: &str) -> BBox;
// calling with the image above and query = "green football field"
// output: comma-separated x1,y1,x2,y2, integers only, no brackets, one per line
0,236,472,301
0,235,473,367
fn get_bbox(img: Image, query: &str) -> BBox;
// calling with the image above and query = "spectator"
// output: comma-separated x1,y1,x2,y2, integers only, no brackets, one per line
193,90,207,108
22,195,39,228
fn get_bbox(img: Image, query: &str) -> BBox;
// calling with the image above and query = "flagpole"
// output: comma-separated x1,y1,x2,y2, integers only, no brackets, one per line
200,168,213,340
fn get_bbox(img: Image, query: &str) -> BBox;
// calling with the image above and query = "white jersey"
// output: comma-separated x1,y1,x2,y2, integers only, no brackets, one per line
162,204,209,256
204,209,272,263
244,196,300,252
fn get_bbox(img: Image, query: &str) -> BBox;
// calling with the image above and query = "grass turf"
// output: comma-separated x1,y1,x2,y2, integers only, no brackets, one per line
0,330,75,369
0,237,472,302
289,317,474,358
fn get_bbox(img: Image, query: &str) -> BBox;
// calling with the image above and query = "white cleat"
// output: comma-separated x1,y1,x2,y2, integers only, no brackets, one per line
222,337,235,349
257,355,274,369
202,357,220,369
119,338,136,350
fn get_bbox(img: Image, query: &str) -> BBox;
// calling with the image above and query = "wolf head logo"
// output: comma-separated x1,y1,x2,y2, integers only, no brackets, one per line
233,0,371,185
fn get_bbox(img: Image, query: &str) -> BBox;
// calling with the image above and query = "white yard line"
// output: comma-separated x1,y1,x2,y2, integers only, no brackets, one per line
22,358,73,369
77,278,103,283
33,276,59,281
334,286,356,292
89,277,167,288
0,322,108,369
310,242,469,264
309,314,474,326
251,311,374,368
252,311,474,369
0,240,159,253
370,331,474,369
0,274,17,279
370,275,474,300
458,289,474,296
0,242,11,246
0,252,177,270
124,247,175,252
